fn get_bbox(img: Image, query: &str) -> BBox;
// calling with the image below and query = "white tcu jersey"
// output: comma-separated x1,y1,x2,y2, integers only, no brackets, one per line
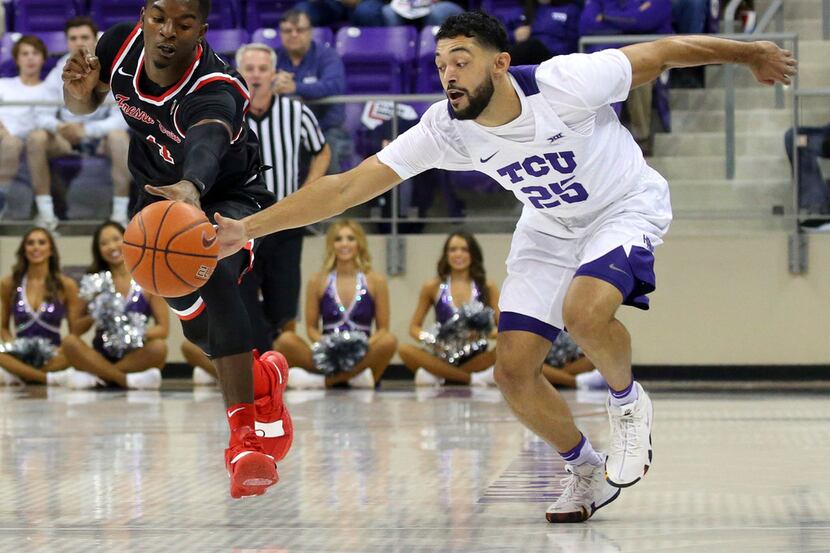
377,49,672,238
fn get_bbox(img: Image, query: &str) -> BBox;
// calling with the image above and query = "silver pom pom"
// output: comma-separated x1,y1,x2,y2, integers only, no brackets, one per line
545,331,583,368
80,271,147,358
312,330,369,375
0,337,57,368
421,301,495,366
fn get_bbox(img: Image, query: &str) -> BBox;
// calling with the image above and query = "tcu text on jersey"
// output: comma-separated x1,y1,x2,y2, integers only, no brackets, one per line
497,151,589,210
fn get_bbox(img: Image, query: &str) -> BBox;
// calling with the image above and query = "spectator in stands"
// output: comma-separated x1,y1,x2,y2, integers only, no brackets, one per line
382,0,464,27
0,36,57,225
293,0,385,28
39,17,132,227
0,227,83,386
274,9,353,172
510,0,583,65
276,220,397,389
183,43,331,386
670,0,718,87
61,221,168,389
579,0,672,155
398,231,500,387
785,124,830,228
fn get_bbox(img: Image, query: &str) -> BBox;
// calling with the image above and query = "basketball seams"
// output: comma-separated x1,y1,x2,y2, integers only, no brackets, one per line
126,211,148,274
122,242,217,259
163,217,213,251
150,202,177,295
162,253,197,291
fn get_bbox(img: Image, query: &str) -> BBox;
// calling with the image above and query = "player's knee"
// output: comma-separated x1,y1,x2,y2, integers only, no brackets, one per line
493,357,535,391
562,303,605,342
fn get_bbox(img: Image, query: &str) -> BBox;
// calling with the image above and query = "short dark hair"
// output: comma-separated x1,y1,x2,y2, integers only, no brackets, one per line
145,0,211,22
435,11,509,53
12,35,47,64
65,16,98,36
280,8,311,26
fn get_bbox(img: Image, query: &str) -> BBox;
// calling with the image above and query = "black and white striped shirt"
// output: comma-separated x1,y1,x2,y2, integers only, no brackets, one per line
247,95,326,200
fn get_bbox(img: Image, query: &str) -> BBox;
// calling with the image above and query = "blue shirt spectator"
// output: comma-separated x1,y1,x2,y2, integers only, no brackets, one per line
275,9,352,172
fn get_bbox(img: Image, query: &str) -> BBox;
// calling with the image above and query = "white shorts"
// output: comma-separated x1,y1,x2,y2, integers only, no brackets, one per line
498,188,672,342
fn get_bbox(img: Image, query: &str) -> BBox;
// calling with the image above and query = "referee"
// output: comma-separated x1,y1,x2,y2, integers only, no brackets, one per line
237,43,331,349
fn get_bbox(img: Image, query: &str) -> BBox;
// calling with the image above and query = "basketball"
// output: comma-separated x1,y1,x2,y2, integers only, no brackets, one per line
123,200,219,297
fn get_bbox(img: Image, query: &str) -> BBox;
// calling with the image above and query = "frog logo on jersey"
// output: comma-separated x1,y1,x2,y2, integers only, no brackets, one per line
497,152,588,210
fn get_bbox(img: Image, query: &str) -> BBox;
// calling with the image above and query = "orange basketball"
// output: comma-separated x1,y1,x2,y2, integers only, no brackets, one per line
123,200,219,297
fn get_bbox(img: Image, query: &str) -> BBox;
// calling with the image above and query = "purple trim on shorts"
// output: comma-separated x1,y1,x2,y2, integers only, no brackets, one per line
498,312,561,343
507,65,541,96
574,245,656,310
559,433,586,461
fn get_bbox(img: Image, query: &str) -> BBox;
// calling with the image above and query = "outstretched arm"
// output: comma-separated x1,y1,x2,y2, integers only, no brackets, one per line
622,36,797,89
216,155,401,258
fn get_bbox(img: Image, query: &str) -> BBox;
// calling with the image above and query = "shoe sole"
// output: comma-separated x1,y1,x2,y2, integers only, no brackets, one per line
231,453,278,496
546,486,622,524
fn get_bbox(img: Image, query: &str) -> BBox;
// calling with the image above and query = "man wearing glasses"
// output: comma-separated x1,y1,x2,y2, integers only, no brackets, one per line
274,9,352,173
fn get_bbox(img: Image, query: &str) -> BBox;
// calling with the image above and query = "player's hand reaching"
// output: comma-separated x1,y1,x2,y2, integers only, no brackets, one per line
145,180,202,209
749,41,797,86
62,47,101,99
214,213,249,259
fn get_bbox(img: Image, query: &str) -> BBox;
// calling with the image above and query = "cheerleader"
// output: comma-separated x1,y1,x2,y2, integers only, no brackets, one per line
398,232,501,386
276,220,397,389
61,221,169,389
0,227,84,385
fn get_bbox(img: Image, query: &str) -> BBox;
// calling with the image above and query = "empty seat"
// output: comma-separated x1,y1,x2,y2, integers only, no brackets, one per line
335,26,417,94
243,0,295,33
206,0,239,29
205,28,250,59
12,0,78,32
415,25,441,93
89,0,143,30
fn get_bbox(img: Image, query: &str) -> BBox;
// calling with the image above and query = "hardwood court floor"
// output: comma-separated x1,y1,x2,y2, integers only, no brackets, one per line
0,383,827,553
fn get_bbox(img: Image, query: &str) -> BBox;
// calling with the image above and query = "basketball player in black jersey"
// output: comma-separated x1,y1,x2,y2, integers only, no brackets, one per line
62,0,293,498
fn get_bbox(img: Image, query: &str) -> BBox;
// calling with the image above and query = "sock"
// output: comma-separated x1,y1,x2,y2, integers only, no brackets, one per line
35,195,55,221
112,196,129,221
559,433,604,466
226,402,256,432
609,379,639,406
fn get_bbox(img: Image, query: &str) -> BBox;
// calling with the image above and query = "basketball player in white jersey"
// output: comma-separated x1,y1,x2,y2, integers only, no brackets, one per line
215,12,796,521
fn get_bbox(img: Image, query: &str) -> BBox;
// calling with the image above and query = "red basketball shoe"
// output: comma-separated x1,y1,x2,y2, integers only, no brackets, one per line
225,426,278,499
253,350,294,462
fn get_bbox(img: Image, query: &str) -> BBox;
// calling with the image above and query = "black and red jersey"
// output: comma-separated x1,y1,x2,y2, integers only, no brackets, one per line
95,23,274,215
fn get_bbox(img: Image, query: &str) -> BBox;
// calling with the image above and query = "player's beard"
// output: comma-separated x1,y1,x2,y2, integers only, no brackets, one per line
451,76,495,120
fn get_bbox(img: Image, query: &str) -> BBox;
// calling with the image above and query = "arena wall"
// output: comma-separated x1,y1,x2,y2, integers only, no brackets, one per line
2,231,828,366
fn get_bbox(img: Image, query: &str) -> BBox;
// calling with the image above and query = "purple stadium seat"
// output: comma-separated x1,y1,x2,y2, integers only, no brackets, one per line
415,25,441,93
250,27,334,51
12,0,78,32
244,0,295,33
205,28,250,58
335,26,417,94
206,0,239,30
90,0,143,30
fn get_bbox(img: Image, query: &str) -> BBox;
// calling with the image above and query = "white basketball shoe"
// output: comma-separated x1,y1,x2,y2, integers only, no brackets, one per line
605,382,653,487
546,459,621,523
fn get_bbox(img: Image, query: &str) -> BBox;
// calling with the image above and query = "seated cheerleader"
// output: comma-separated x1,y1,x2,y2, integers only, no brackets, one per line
0,227,87,386
276,220,397,389
61,221,169,389
398,231,502,387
